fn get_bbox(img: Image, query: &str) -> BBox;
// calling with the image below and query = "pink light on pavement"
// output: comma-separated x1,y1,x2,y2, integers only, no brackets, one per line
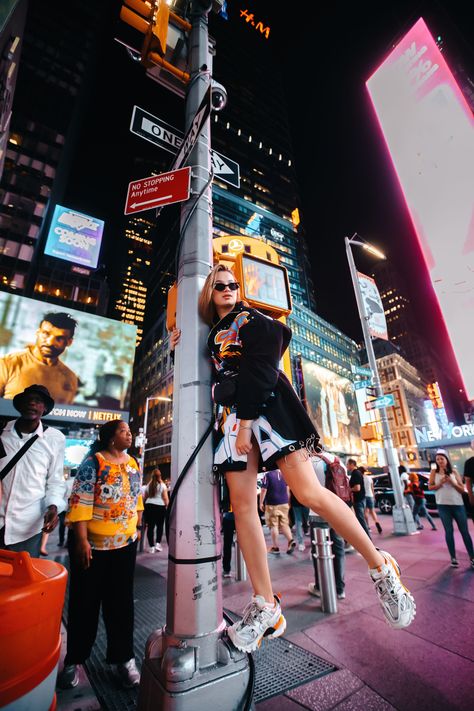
366,18,474,399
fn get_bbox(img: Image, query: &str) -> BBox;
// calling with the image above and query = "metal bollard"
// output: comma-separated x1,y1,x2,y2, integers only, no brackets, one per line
235,537,247,581
310,515,337,614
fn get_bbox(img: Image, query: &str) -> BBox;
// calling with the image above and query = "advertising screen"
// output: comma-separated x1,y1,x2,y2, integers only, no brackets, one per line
44,205,104,269
301,358,362,456
241,254,291,311
0,293,136,423
366,18,474,398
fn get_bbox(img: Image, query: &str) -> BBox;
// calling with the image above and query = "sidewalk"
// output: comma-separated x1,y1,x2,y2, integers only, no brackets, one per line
53,515,474,710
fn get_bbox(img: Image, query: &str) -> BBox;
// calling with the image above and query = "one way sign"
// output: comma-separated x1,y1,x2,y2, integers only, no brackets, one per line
130,106,240,189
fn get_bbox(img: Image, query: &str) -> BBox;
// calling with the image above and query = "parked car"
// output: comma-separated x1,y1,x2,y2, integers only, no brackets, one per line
372,472,437,515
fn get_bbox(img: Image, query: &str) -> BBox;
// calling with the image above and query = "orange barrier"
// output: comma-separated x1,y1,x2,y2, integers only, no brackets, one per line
0,550,67,709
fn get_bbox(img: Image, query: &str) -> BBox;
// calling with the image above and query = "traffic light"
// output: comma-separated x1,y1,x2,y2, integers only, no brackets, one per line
120,0,170,57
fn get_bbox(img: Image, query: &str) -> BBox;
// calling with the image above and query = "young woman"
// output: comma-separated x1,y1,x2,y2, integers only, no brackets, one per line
361,466,382,534
172,264,415,652
409,472,437,531
144,468,169,552
429,449,474,568
57,420,143,689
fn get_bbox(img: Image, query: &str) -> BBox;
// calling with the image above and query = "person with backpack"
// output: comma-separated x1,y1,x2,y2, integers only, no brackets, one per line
347,459,371,537
57,419,144,690
309,454,347,599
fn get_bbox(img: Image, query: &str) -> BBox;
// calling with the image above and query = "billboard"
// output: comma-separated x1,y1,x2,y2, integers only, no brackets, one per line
301,358,362,456
366,18,474,398
357,272,388,340
44,205,104,268
0,293,137,423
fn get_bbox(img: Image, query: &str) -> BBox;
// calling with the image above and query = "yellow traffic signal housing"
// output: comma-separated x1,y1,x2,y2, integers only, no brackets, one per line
360,423,381,441
121,0,170,57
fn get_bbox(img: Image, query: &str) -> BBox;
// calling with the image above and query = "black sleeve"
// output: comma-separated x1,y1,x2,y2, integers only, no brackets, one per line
235,314,282,420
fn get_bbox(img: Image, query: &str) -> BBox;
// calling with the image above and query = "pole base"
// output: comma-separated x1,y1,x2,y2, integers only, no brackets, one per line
391,505,418,535
137,629,252,711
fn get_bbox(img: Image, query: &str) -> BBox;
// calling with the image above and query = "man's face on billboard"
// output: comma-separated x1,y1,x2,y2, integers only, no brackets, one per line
36,320,73,358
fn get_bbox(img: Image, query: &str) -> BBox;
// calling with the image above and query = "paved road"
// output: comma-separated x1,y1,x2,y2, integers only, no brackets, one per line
54,514,474,710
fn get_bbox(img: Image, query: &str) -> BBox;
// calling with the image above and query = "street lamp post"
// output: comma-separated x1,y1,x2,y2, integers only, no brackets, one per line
345,234,417,535
138,395,172,475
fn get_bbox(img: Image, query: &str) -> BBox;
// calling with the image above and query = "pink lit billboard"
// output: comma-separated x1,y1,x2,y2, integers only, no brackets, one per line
366,18,474,399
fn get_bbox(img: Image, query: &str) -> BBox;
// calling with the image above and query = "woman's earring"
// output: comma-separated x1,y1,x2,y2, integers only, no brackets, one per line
111,441,115,447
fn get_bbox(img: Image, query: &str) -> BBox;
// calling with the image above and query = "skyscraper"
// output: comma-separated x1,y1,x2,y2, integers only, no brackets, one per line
0,0,109,313
209,5,316,310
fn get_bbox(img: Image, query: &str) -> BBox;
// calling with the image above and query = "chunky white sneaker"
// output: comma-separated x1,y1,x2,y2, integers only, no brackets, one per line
298,543,305,552
148,546,155,553
155,542,163,552
227,594,286,652
370,550,416,629
116,658,140,688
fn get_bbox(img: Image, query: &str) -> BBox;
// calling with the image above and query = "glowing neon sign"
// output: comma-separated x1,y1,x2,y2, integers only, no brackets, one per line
240,9,270,39
366,18,474,399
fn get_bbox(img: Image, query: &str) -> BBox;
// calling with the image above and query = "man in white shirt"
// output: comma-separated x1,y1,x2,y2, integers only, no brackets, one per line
0,384,66,557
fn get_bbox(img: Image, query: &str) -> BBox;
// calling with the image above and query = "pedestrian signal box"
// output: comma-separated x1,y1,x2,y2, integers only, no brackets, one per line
232,252,292,319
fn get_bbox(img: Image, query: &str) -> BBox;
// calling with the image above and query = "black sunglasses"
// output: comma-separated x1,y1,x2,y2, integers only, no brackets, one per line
213,281,239,292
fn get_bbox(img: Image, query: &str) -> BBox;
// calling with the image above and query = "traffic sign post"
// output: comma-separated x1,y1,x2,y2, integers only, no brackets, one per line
365,393,395,411
136,3,250,710
130,104,240,188
124,166,191,215
352,364,372,377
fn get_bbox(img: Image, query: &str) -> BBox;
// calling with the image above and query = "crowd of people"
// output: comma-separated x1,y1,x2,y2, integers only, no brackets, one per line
1,263,473,693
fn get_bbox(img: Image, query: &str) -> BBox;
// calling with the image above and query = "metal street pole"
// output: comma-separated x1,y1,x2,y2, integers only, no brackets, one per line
139,397,151,475
138,3,250,709
345,236,417,535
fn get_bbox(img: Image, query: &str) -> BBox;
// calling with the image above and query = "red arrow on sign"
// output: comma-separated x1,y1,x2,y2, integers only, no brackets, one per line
124,166,191,215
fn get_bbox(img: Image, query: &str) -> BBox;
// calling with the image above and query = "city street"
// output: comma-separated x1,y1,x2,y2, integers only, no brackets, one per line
55,514,474,710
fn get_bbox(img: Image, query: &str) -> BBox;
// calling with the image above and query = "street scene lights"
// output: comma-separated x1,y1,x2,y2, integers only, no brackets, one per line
345,233,417,535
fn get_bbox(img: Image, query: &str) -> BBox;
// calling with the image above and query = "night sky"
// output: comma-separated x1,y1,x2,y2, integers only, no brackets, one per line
64,1,473,401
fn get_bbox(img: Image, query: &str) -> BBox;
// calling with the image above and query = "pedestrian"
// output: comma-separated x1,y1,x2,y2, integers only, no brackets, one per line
259,468,295,555
144,467,169,553
57,419,144,690
409,473,437,531
222,510,235,578
171,264,416,652
462,440,474,524
0,384,65,557
428,449,474,568
58,469,77,547
309,455,346,600
346,459,371,537
362,466,382,534
399,465,415,511
290,489,309,551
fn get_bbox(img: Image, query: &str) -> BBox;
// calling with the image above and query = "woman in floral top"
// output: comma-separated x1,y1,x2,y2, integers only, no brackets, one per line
57,420,144,690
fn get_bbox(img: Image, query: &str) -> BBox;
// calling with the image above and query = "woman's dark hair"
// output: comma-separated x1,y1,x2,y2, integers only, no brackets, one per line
398,465,407,474
435,453,453,474
148,468,162,499
89,419,124,455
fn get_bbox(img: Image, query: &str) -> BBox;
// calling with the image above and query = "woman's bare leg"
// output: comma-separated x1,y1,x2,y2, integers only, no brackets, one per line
278,451,384,569
226,442,274,603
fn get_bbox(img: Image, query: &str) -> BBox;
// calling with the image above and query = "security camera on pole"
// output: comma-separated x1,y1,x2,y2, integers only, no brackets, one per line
137,2,251,710
345,234,417,535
